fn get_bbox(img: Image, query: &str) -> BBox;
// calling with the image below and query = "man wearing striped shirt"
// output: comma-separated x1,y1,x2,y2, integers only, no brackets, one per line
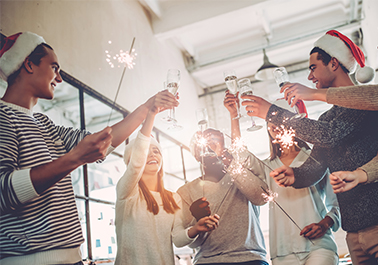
0,32,178,265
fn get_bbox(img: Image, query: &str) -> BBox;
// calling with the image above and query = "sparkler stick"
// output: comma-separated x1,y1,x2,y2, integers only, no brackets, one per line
225,134,274,172
294,143,321,165
107,37,136,125
260,186,314,245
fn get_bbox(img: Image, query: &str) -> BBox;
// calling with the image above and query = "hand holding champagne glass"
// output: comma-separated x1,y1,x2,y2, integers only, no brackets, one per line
273,67,306,120
223,69,242,119
166,69,183,130
238,78,263,132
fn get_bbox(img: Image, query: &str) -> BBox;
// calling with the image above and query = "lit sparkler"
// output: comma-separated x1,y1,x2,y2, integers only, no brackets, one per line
271,125,320,165
107,37,136,125
260,186,314,245
105,41,137,69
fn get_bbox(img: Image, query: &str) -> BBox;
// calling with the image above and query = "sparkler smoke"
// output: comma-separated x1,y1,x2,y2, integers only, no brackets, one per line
107,37,136,125
261,186,314,245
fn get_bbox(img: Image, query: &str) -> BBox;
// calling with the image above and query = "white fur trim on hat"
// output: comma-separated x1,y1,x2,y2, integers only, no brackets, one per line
0,32,45,81
356,66,376,84
314,34,357,74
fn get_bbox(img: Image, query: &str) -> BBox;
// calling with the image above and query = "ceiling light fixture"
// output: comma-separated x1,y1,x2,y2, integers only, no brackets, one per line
254,49,278,81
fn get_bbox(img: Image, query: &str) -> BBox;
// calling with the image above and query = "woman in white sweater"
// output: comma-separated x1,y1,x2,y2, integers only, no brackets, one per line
115,91,219,265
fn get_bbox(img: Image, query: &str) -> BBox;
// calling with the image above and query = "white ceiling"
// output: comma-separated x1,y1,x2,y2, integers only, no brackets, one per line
143,0,364,90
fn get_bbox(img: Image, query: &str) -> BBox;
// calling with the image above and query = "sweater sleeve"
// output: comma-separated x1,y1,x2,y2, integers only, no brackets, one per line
171,193,197,248
292,145,329,188
266,104,370,148
116,131,150,200
177,184,208,248
359,153,378,184
226,150,267,206
326,84,378,111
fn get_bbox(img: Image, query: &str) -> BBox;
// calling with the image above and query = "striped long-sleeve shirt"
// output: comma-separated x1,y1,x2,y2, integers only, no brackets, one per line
0,100,88,259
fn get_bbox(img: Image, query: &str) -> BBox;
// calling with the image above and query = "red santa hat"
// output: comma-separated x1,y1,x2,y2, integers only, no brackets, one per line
0,32,45,81
314,30,375,83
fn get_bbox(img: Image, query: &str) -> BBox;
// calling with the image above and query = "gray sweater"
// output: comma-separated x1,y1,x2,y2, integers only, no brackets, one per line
177,156,268,264
266,103,378,232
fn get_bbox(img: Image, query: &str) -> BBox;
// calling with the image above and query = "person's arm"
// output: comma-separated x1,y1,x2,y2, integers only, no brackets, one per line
172,194,219,248
177,186,210,248
223,90,241,139
282,83,378,111
326,84,378,111
116,92,176,200
266,104,369,148
110,90,178,147
330,153,378,193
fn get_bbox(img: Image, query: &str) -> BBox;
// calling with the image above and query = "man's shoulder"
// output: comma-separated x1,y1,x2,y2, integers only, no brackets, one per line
177,177,202,194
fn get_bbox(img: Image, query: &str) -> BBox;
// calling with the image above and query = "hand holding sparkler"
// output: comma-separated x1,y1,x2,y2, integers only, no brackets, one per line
269,165,295,187
190,197,211,221
261,186,314,244
300,216,334,239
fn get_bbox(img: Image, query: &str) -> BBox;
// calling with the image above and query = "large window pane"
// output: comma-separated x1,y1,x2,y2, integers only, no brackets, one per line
89,201,117,261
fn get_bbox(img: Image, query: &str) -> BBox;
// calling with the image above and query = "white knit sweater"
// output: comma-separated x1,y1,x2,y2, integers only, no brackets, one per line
114,132,193,265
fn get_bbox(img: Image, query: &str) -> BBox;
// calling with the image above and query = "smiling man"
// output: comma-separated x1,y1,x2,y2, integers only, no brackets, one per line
240,30,378,264
0,32,178,265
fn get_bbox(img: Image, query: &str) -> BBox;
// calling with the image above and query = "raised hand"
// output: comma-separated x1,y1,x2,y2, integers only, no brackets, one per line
281,82,322,107
190,197,211,221
223,90,239,117
146,90,179,114
269,165,295,187
240,94,271,119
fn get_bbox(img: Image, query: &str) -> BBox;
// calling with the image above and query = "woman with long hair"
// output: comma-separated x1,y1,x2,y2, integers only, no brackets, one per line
224,91,340,265
115,91,219,265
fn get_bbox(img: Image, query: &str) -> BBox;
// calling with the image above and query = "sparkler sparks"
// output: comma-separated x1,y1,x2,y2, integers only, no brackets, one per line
105,42,137,69
271,124,296,151
107,37,136,126
270,124,320,164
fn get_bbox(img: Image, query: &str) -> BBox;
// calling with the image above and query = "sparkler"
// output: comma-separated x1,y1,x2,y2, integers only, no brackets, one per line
260,186,314,245
271,125,320,165
107,37,136,125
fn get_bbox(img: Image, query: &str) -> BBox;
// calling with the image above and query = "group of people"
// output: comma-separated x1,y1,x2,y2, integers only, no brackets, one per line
0,29,376,265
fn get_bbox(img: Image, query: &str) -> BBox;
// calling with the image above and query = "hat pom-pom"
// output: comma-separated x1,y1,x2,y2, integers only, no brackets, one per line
356,66,375,84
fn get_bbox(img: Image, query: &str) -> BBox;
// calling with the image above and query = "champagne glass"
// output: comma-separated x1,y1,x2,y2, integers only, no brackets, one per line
195,108,215,157
166,69,183,130
161,81,174,123
223,69,242,119
273,67,306,120
238,78,263,132
196,108,208,131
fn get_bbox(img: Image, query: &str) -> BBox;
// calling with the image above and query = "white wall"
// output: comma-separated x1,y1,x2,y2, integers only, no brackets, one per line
0,0,204,146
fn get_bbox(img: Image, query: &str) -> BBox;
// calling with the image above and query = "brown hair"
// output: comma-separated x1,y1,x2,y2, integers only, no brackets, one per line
138,161,180,215
7,43,53,85
310,47,349,74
